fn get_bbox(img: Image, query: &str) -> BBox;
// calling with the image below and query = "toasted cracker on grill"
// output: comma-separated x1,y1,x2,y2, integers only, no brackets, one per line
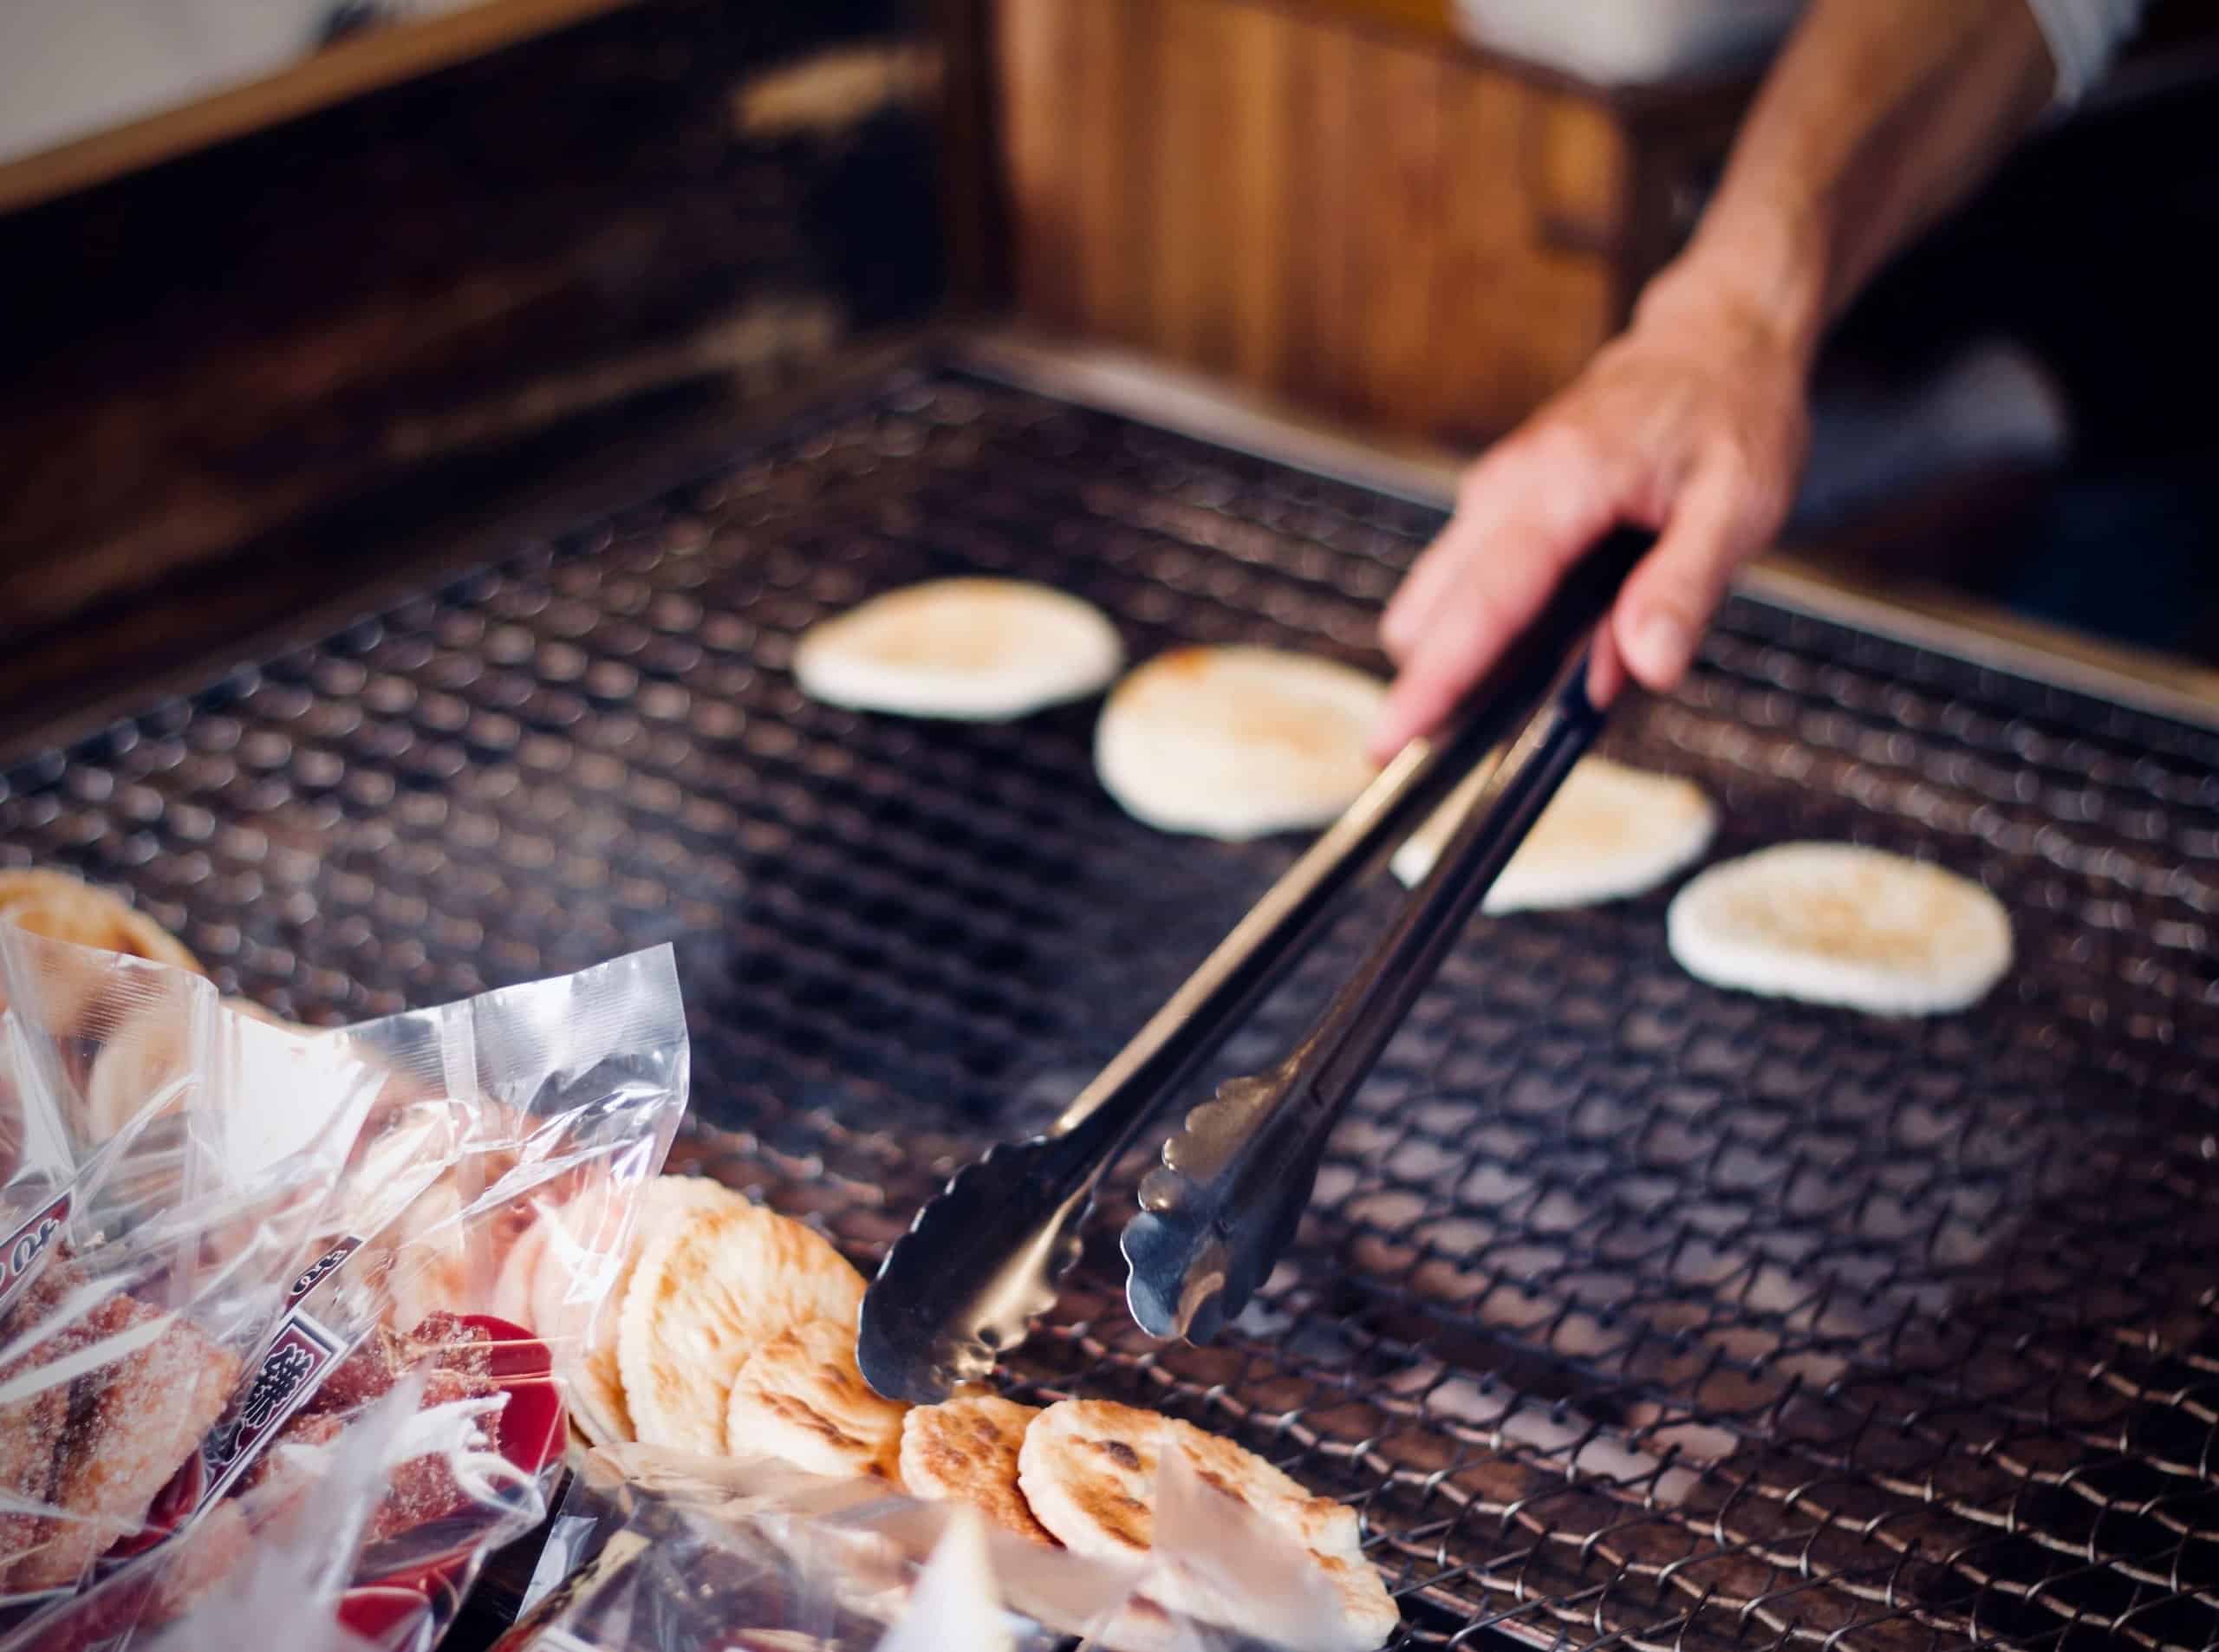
0,872,202,979
618,1193,865,1455
793,577,1124,722
1391,755,1718,910
1667,841,2013,1017
563,1175,746,1445
1017,1399,1396,1649
1094,647,1386,842
724,1316,908,1481
899,1395,1055,1545
7,1294,239,1590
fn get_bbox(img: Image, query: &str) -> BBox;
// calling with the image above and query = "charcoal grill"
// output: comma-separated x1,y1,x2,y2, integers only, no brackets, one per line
4,338,2217,1652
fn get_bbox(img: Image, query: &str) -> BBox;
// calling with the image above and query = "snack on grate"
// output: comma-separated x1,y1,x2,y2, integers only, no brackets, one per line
1094,647,1386,841
0,871,202,988
1391,754,1718,907
550,1177,745,1447
1017,1399,1396,1651
724,1317,908,1483
898,1395,1054,1546
793,578,1125,722
1667,839,2013,1015
618,1197,865,1456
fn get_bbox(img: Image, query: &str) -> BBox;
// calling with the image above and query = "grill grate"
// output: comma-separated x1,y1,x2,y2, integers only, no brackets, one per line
6,363,2219,1651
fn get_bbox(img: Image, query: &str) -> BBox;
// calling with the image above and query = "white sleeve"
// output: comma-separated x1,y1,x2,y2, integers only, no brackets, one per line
2022,0,2147,102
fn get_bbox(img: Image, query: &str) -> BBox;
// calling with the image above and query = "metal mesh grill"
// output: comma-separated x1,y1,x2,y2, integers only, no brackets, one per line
6,363,2218,1651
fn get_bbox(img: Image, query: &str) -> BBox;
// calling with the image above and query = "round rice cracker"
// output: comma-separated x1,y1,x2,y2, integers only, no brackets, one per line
1017,1399,1396,1650
899,1395,1055,1545
526,1168,640,1354
0,875,204,1031
1392,755,1717,909
1095,647,1386,841
793,577,1124,722
724,1317,909,1482
0,874,202,976
566,1175,749,1445
619,1195,867,1456
1667,841,2013,1016
75,992,306,1145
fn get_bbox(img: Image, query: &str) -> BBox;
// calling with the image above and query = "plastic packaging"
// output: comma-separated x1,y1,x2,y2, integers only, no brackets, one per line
0,935,690,1652
16,1375,458,1652
183,945,692,1645
0,927,385,1615
509,1445,1326,1652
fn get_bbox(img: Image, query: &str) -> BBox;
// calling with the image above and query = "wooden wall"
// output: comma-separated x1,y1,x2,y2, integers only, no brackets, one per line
992,0,1750,446
0,1,947,656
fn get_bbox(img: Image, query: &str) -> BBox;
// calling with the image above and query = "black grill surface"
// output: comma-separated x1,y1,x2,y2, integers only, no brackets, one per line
6,365,2218,1651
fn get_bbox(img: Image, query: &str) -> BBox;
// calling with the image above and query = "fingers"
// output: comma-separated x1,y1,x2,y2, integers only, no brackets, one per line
1611,456,1773,692
1584,628,1628,708
1379,449,1520,663
1370,436,1624,762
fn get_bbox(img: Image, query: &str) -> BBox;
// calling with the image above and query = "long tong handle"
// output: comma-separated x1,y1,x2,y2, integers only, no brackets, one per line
1047,528,1654,1180
856,530,1648,1402
1120,635,1626,1342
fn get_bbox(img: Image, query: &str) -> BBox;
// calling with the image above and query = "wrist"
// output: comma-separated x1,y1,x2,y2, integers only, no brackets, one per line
1634,212,1830,373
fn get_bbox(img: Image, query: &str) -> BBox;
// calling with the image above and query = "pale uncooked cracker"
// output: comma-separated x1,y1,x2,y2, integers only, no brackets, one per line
1095,647,1386,840
1392,755,1717,909
900,1395,1055,1545
569,1175,748,1445
794,578,1123,721
1017,1399,1396,1649
1667,841,2012,1016
724,1317,909,1482
618,1196,867,1455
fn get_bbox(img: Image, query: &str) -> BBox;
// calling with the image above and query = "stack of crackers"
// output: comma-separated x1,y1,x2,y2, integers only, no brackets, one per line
590,1174,1399,1650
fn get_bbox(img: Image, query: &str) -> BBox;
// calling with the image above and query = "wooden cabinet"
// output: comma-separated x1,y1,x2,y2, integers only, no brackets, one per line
991,0,1754,446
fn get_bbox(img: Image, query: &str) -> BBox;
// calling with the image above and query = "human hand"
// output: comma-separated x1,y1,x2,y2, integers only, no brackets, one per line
1370,269,1814,761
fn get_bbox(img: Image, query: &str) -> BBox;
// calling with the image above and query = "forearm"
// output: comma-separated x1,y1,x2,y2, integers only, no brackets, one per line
1650,0,2056,364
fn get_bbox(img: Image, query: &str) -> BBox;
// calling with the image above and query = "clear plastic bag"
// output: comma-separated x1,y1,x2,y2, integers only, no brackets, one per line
507,1446,1318,1652
0,927,385,1615
13,1374,456,1652
180,945,692,1645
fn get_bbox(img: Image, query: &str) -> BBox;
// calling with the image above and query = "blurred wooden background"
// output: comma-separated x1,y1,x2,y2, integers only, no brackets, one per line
991,0,1752,447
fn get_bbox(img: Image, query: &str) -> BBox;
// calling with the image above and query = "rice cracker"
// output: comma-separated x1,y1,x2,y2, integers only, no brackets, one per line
1667,841,2012,1016
724,1316,909,1481
619,1194,866,1455
1017,1398,1396,1650
900,1395,1055,1545
0,869,202,976
568,1175,747,1445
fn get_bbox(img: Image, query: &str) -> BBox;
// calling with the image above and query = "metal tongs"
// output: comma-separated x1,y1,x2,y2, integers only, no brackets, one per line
858,530,1654,1402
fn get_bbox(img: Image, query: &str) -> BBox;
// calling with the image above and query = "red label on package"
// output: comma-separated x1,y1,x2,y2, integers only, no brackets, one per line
198,1310,357,1509
0,1189,72,1320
